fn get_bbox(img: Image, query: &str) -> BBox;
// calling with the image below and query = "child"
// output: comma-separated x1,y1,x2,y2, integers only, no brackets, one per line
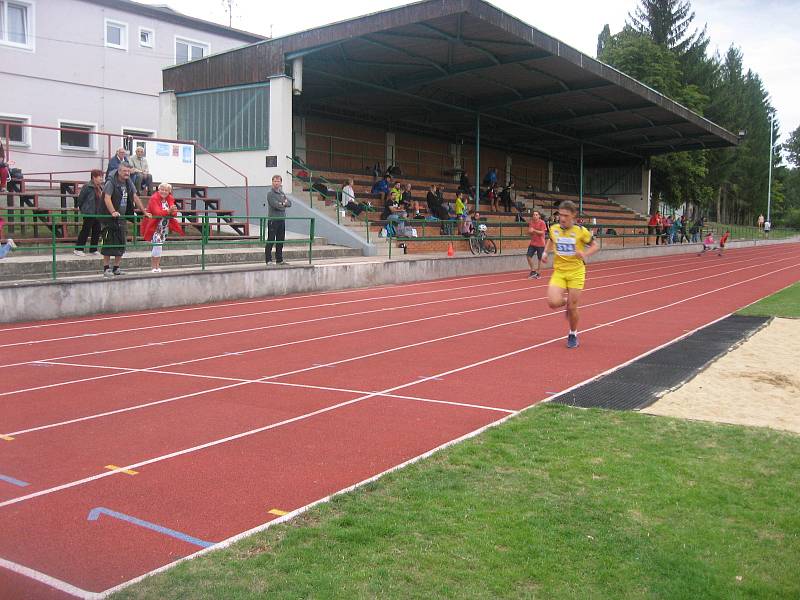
454,191,466,222
542,200,599,348
698,231,715,255
717,230,730,256
0,218,17,259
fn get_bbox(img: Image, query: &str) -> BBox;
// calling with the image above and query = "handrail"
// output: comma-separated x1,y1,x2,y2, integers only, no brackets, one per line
0,213,316,279
193,141,250,236
287,155,344,224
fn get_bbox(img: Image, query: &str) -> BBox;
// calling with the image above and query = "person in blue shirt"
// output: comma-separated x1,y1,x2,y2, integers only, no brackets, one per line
371,174,392,202
105,147,132,180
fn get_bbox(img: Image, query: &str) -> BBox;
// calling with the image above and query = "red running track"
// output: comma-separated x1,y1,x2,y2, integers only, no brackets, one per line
1,243,799,598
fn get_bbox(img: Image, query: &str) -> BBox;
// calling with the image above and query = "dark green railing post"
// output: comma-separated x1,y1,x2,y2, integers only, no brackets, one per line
336,190,341,225
50,218,57,281
499,221,503,254
201,214,209,271
388,237,392,259
308,170,314,209
366,218,370,243
309,217,315,265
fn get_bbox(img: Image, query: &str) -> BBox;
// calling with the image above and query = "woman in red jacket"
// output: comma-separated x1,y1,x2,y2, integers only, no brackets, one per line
141,183,184,273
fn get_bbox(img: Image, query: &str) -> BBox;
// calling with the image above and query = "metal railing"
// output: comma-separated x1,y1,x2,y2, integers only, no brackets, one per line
286,155,347,224
0,213,315,280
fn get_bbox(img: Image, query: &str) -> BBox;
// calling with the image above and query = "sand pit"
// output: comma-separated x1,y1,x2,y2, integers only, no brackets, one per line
644,318,800,433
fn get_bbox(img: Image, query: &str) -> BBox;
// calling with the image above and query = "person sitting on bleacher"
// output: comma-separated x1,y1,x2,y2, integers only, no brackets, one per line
129,146,154,195
105,147,132,180
342,178,368,220
371,174,392,202
380,186,406,236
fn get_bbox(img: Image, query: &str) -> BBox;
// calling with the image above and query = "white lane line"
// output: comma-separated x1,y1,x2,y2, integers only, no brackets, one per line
2,244,777,342
1,259,796,511
0,557,95,599
3,249,788,398
0,248,794,422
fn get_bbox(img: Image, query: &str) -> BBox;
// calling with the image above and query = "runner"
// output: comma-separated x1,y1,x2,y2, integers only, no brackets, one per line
717,230,730,256
526,209,547,279
698,231,715,255
541,200,599,349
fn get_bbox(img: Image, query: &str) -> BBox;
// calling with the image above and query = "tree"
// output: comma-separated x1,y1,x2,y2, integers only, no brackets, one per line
627,0,703,54
786,125,800,168
597,24,611,58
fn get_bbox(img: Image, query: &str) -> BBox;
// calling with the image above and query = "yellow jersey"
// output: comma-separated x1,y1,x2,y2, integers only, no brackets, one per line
549,224,593,273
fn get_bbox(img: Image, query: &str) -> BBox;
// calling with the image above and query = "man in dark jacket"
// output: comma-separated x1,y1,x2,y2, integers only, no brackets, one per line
106,147,132,180
265,174,292,265
100,165,150,276
74,169,104,256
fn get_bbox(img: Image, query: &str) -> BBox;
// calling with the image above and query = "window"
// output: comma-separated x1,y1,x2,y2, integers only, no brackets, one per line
177,84,269,152
0,0,34,49
122,127,155,153
58,120,97,151
139,27,153,48
0,115,29,145
104,18,127,50
175,36,208,64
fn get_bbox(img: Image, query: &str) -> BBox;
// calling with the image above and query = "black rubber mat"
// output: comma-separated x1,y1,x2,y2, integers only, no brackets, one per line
553,315,771,411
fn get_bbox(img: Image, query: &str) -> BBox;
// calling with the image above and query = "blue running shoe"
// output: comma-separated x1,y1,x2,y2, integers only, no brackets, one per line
566,333,579,349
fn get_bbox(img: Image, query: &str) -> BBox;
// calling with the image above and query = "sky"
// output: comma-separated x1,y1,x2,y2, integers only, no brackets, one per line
143,0,800,151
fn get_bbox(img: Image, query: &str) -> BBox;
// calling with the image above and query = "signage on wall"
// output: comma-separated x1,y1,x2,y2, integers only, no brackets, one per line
265,155,278,168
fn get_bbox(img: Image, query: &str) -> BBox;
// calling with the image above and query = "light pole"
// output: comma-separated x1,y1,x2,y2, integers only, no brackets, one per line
767,113,774,224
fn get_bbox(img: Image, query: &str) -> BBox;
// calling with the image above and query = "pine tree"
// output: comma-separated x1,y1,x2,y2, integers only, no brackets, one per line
627,0,703,54
597,24,611,58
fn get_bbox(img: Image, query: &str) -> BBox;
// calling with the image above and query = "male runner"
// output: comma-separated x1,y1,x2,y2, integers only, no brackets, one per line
541,200,599,349
526,210,547,279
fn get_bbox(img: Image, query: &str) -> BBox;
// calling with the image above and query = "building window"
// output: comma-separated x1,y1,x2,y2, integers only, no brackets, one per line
139,27,153,48
0,0,34,49
58,120,97,151
0,114,30,145
122,127,155,153
175,36,208,64
105,18,127,50
177,84,269,152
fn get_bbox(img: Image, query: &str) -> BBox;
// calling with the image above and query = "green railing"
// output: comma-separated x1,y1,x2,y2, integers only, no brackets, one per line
286,155,346,224
0,212,316,280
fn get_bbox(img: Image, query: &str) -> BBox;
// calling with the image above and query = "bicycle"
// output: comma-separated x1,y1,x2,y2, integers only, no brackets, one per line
469,223,497,255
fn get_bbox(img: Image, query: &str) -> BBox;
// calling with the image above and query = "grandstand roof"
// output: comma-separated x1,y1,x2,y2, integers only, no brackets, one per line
163,0,738,161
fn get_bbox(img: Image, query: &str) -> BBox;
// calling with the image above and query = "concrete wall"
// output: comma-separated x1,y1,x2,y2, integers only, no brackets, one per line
0,0,254,176
3,237,797,323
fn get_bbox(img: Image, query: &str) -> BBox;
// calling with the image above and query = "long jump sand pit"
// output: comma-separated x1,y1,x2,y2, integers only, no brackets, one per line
644,318,800,433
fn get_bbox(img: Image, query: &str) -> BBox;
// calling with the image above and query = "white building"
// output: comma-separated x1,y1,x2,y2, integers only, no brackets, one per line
0,0,263,178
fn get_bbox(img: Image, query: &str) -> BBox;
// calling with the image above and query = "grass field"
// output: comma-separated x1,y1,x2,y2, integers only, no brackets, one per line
115,403,800,599
737,281,800,318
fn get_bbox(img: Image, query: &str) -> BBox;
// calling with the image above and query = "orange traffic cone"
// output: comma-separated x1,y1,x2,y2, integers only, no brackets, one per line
447,242,455,257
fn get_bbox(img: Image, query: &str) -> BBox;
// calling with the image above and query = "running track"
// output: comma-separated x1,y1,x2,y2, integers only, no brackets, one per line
1,243,799,599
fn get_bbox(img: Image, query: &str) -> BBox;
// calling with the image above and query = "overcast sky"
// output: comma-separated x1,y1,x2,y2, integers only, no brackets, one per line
143,0,799,151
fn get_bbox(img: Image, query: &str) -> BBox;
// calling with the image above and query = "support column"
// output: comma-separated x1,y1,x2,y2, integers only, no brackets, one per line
547,160,553,192
292,115,306,163
386,132,396,169
267,75,294,192
505,154,512,186
642,161,652,215
475,113,481,211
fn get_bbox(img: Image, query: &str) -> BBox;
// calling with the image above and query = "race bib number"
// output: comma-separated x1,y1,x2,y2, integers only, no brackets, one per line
555,236,576,256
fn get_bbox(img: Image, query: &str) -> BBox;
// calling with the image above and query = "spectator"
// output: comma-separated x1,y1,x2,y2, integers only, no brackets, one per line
0,217,16,259
679,214,689,243
454,190,467,222
371,174,392,202
526,209,547,279
106,147,132,179
402,183,421,218
342,178,367,220
390,180,404,206
265,174,292,265
129,146,154,195
757,214,765,229
0,140,9,192
670,217,681,244
458,172,472,196
380,186,406,237
100,165,150,277
74,169,104,256
483,167,498,188
647,212,660,245
690,216,704,243
500,181,514,212
487,184,499,213
660,213,671,244
141,183,184,273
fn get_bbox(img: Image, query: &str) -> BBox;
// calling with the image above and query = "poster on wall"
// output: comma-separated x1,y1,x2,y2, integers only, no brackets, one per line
132,139,195,185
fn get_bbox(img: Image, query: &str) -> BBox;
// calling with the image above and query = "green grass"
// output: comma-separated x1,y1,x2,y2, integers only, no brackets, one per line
114,405,800,600
737,281,800,318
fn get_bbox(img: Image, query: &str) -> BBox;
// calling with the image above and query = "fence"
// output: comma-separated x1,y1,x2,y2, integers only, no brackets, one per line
0,213,315,280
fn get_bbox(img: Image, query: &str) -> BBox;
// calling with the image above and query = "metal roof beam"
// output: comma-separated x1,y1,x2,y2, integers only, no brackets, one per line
479,82,615,111
581,120,688,142
360,36,448,75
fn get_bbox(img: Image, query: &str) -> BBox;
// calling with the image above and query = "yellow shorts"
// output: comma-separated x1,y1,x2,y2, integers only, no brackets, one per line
549,269,586,290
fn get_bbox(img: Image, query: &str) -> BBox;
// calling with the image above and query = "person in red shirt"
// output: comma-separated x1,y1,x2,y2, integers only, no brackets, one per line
647,212,660,245
141,183,184,273
717,230,730,256
661,214,672,244
526,209,548,279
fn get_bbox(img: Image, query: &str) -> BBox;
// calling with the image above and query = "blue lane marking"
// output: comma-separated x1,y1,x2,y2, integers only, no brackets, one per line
0,474,30,487
87,507,214,548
